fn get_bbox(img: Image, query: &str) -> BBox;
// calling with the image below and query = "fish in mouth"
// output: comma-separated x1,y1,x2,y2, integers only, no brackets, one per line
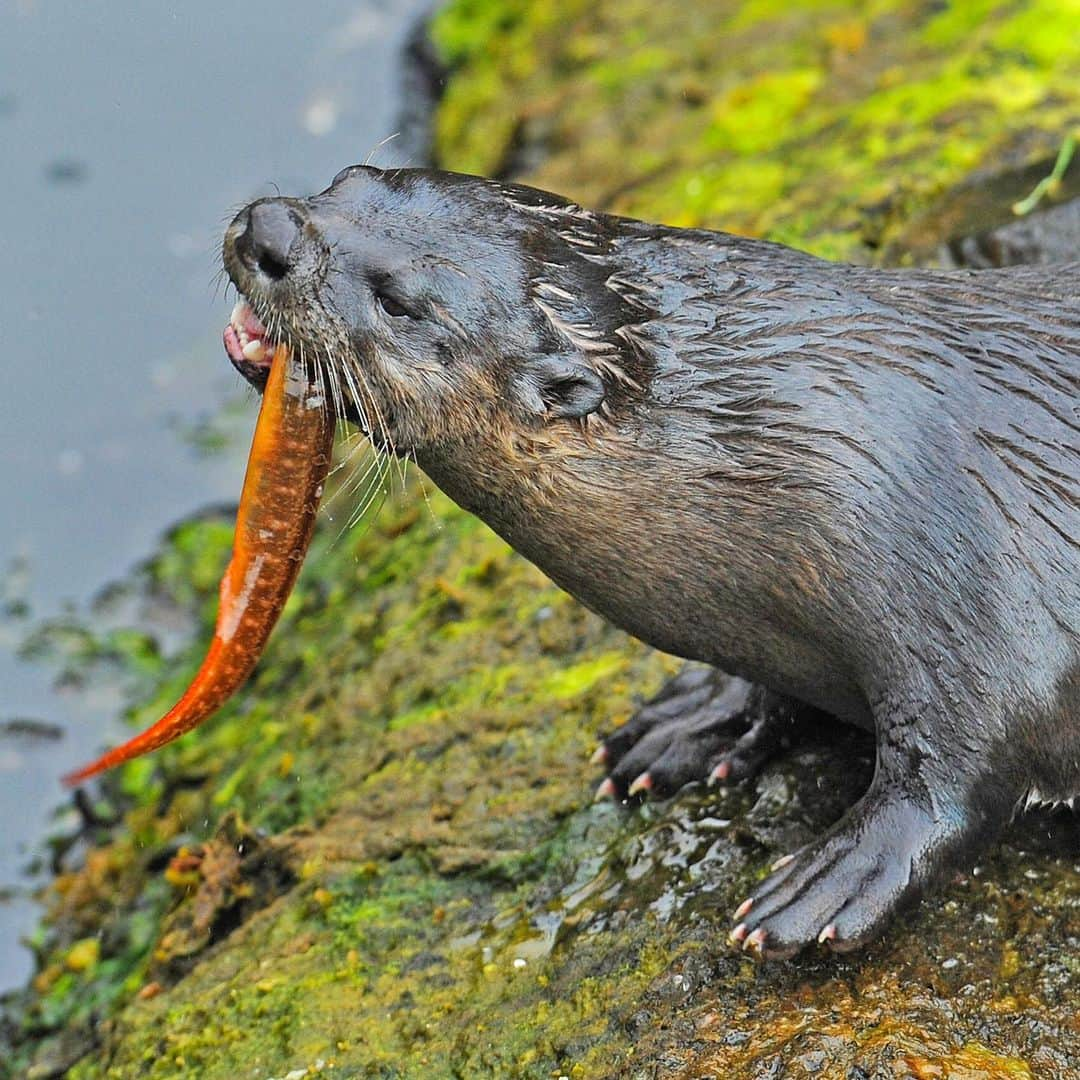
65,191,375,785
63,327,335,784
61,166,588,784
60,169,611,783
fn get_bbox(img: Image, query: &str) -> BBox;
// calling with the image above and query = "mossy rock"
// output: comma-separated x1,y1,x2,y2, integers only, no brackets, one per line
432,0,1080,263
5,1,1080,1077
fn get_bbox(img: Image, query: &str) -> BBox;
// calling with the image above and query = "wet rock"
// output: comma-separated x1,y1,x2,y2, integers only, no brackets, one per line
150,813,295,983
25,1025,97,1080
945,198,1080,268
888,147,1080,267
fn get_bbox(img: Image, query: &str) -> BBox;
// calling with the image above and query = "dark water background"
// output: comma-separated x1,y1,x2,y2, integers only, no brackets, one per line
0,0,427,993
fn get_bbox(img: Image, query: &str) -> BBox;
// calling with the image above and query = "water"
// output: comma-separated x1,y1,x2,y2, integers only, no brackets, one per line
0,0,428,993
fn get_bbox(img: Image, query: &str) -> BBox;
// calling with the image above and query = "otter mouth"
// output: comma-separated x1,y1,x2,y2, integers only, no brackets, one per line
224,299,280,383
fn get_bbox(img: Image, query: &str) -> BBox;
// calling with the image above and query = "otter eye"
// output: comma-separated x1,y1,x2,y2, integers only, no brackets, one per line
377,293,411,318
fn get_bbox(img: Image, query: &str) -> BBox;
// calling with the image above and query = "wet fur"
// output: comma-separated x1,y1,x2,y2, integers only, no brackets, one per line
224,167,1079,956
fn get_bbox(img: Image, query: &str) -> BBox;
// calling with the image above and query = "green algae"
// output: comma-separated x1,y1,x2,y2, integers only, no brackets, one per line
4,2,1080,1077
431,0,1080,262
2,480,680,1078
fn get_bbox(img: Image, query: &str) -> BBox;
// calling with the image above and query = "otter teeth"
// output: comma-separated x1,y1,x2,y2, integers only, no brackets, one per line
242,338,267,362
225,299,277,368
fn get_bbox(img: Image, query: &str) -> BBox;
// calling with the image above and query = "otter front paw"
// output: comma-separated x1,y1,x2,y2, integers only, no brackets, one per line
592,667,805,800
729,791,952,959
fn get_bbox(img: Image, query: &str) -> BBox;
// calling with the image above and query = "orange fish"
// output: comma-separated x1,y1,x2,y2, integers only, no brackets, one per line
64,344,334,785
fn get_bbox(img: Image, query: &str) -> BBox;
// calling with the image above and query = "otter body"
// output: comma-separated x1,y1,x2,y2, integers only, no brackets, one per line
223,167,1079,958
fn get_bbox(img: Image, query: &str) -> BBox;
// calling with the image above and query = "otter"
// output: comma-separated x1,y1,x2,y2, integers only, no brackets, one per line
221,166,1079,960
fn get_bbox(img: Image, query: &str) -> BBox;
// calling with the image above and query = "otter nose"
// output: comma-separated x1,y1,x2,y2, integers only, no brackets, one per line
233,200,302,281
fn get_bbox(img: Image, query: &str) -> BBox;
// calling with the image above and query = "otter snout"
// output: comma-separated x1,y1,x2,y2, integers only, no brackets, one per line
222,195,334,390
229,199,305,284
222,197,323,390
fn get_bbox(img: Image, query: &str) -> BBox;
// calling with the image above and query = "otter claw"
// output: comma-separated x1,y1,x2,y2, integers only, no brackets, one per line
733,897,753,920
589,744,607,766
593,777,616,802
743,928,768,954
771,853,795,872
729,922,749,945
818,923,837,944
627,772,652,796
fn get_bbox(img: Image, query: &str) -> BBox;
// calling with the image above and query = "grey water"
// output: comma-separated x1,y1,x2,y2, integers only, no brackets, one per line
0,0,428,993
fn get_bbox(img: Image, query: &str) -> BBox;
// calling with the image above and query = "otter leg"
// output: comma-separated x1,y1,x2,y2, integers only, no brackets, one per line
728,701,1015,959
594,667,808,799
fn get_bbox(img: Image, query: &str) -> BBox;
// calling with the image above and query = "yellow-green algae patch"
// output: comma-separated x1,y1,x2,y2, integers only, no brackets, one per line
431,0,1080,262
5,1,1080,1077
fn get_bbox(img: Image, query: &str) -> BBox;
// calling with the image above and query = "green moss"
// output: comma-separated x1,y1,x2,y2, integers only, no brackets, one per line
539,653,627,700
705,69,823,154
431,0,1080,260
153,518,235,609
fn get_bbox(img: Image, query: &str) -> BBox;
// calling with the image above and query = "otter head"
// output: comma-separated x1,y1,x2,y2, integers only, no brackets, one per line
221,166,648,460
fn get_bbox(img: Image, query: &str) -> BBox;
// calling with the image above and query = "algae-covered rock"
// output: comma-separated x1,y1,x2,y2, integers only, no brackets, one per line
431,0,1080,263
4,2,1079,1077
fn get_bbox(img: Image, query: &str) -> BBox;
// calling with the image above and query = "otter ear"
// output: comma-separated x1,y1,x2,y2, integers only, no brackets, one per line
513,354,605,419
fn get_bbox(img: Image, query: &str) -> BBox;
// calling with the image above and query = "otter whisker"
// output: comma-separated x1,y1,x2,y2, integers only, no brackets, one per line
329,427,393,541
361,363,407,495
338,362,372,434
319,340,398,531
325,447,383,531
325,347,353,432
325,433,369,484
411,448,440,528
311,349,331,427
341,446,386,502
324,356,346,426
209,266,230,303
218,201,251,228
346,469,392,533
347,355,396,467
340,376,395,521
325,340,373,441
363,132,400,167
318,431,383,547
